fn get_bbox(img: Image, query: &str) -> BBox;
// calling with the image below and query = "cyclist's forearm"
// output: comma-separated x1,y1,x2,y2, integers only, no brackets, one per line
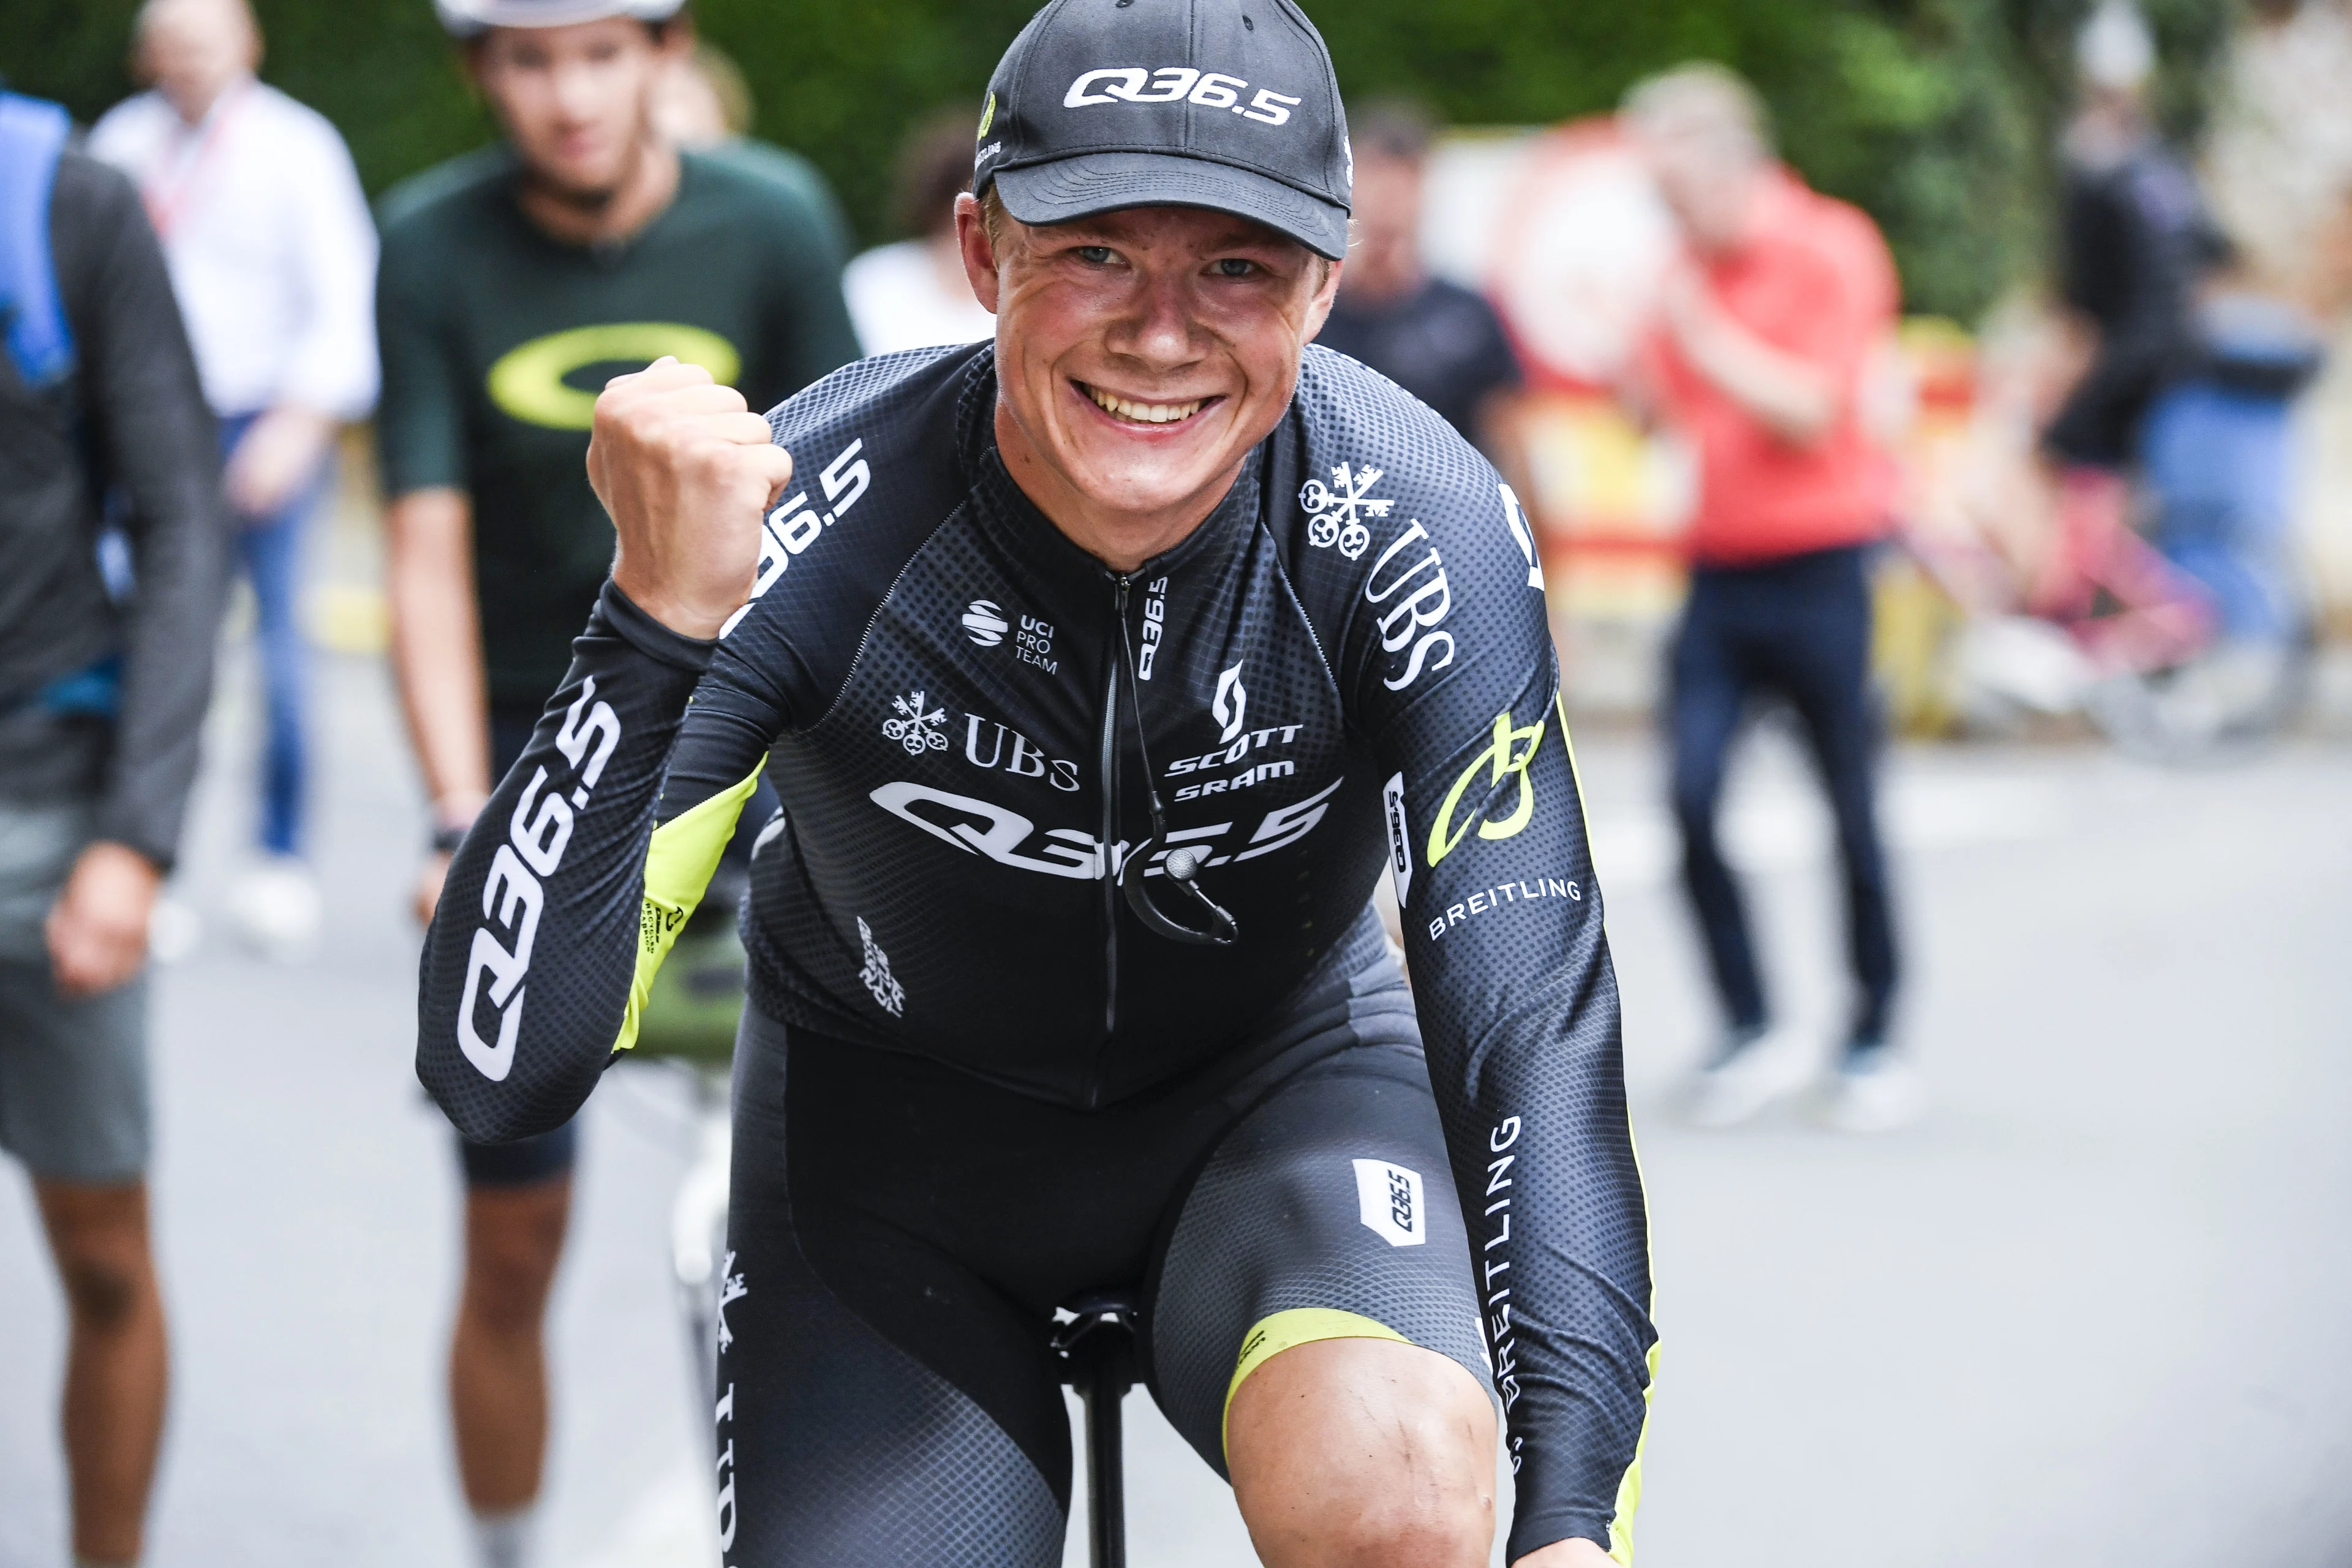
1393,680,1656,1564
415,582,717,1142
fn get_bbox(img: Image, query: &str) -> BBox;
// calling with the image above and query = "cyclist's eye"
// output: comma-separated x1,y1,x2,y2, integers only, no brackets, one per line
1214,258,1258,279
1076,246,1115,265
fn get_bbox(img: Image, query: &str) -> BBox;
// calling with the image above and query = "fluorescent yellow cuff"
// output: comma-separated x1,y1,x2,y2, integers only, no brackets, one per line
1221,1306,1412,1461
611,761,764,1054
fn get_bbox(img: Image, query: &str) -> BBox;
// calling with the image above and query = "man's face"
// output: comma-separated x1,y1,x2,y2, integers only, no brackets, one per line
473,19,674,200
1342,151,1424,299
1635,116,1760,254
965,201,1341,527
140,0,258,123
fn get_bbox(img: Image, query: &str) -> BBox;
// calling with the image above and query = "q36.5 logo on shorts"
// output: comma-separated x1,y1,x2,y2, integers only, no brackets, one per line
1065,68,1303,124
1352,1159,1426,1248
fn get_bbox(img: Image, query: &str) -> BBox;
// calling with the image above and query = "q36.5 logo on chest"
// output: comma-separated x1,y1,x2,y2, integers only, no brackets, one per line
1065,68,1303,124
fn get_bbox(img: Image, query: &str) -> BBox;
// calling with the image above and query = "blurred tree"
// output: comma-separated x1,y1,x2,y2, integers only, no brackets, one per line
2,0,2236,322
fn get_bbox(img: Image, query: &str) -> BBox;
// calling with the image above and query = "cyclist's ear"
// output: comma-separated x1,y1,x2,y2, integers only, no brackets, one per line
956,191,1004,316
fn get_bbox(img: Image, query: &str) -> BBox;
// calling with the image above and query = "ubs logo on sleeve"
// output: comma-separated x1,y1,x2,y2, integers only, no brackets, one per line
1352,1159,1425,1248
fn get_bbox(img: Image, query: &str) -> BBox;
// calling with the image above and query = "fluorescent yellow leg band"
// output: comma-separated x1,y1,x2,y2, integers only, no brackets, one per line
1221,1307,1412,1461
611,761,765,1054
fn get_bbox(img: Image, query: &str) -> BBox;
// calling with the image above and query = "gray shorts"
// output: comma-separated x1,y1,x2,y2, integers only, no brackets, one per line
0,801,149,1183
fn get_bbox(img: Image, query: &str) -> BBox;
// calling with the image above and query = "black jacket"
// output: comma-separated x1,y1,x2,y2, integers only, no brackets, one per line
0,146,227,866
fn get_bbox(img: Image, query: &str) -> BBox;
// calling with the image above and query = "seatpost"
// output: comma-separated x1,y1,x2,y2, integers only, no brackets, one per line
1055,1291,1139,1568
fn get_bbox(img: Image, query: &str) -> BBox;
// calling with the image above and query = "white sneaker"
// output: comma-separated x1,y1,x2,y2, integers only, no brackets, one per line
1816,1044,1926,1133
225,858,322,960
1684,1025,1814,1129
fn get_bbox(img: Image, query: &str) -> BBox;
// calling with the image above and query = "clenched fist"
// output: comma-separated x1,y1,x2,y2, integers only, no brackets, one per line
587,357,796,639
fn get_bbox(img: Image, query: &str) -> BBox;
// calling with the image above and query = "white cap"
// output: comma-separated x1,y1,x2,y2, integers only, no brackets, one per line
2076,0,2156,92
435,0,682,38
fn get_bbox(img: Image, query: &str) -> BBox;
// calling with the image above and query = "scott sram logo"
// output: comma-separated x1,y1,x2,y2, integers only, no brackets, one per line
1212,662,1247,742
1428,707,1547,867
963,600,1009,646
1065,68,1303,124
458,678,624,1080
883,692,949,755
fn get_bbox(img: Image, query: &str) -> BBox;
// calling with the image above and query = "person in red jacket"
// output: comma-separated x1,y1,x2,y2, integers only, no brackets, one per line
1623,64,1917,1132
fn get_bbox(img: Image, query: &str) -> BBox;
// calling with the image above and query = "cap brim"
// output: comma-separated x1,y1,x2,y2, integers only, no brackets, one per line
994,153,1348,262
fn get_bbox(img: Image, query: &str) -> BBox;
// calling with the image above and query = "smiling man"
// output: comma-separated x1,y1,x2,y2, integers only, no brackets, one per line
373,2,856,1561
415,2,1654,1565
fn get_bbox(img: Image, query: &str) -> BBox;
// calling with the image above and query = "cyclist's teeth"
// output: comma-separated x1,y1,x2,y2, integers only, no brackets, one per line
1087,385,1203,424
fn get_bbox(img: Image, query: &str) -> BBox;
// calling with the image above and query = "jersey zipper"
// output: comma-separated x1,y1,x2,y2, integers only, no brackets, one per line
1090,571,1132,1104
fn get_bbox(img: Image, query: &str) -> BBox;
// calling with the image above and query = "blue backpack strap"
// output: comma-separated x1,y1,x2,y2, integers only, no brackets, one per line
0,92,77,390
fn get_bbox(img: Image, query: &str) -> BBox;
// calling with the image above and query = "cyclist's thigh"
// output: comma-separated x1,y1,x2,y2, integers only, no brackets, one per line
1148,1031,1491,1479
718,1006,1068,1568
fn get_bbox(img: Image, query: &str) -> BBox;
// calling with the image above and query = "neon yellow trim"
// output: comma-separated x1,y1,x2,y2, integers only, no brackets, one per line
611,761,764,1053
1555,688,1598,847
1604,1335,1661,1564
1221,1307,1412,1460
487,322,742,430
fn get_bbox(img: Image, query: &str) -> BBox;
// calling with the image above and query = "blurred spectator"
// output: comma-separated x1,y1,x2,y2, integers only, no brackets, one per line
1620,64,1913,1133
842,108,996,355
650,35,859,271
2043,0,2214,474
1317,100,1523,464
374,5,856,1563
0,88,228,1568
89,0,379,960
2205,0,2352,310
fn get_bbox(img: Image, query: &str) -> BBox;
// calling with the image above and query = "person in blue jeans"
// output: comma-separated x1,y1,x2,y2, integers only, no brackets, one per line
92,0,381,956
216,412,335,856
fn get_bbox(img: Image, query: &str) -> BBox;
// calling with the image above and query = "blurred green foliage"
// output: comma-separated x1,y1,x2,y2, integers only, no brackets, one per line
6,0,2236,321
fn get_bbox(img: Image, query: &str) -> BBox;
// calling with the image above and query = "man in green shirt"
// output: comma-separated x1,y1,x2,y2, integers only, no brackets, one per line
374,3,856,1561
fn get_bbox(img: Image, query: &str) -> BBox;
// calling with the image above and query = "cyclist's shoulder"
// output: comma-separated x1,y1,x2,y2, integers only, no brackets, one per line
715,345,988,699
1280,347,1545,685
1292,344,1496,494
1285,345,1523,565
377,145,517,248
763,341,984,488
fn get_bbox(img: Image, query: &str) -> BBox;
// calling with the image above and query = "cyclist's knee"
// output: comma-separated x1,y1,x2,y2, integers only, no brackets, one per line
1228,1336,1494,1567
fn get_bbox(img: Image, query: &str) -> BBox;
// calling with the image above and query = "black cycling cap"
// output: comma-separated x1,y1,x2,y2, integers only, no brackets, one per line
974,0,1353,260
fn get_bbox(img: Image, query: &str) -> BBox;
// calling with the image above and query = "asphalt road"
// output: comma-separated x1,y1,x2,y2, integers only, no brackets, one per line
4,644,2350,1568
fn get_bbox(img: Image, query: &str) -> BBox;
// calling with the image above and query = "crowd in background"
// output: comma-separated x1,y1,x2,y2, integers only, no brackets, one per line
4,0,2350,1563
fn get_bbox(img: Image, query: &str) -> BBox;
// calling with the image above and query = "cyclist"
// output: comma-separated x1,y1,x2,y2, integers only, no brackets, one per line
419,3,1654,1564
375,1,857,1560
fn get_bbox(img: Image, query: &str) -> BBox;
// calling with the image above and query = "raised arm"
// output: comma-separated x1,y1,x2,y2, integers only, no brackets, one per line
1358,473,1656,1565
414,360,791,1140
